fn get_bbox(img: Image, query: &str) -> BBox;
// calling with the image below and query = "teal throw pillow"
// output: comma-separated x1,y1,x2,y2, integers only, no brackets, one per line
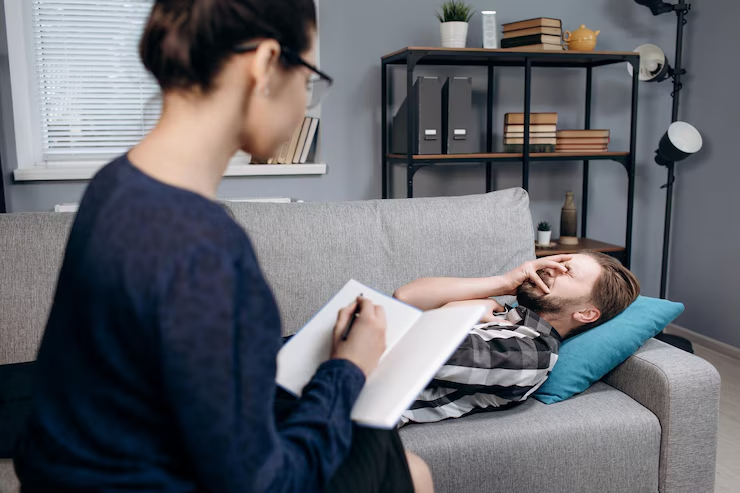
533,296,684,404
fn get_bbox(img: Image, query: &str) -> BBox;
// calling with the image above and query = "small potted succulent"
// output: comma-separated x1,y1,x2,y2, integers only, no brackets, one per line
437,0,475,48
537,221,552,246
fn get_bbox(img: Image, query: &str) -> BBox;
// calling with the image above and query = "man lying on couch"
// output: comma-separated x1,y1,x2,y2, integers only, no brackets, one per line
393,251,640,425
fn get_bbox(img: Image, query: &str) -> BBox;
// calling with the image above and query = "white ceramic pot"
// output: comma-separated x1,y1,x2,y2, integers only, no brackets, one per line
537,230,552,246
440,21,469,48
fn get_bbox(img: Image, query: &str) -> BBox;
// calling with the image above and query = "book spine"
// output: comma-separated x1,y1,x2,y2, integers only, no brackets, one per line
556,131,610,138
300,118,320,164
502,18,562,32
505,139,557,145
506,133,557,138
293,117,311,163
503,44,563,52
504,144,556,153
501,35,558,48
505,125,557,133
505,114,559,125
503,27,562,38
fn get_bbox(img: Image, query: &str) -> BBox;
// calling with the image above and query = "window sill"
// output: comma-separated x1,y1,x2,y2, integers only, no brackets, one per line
13,163,328,182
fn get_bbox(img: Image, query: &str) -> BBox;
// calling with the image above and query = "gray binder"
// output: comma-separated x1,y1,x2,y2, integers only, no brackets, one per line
392,77,442,155
442,77,474,154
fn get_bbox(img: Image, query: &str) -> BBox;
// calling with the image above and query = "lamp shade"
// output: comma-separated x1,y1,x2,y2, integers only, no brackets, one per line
634,0,674,15
655,121,703,166
628,44,671,82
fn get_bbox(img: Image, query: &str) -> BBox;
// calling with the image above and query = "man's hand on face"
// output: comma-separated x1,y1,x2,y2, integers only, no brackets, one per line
501,255,573,295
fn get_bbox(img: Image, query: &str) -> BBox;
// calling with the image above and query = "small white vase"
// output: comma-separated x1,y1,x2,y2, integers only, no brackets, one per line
440,21,469,48
537,230,552,246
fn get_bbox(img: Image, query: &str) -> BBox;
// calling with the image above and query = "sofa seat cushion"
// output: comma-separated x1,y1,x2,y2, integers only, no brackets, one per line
399,382,660,493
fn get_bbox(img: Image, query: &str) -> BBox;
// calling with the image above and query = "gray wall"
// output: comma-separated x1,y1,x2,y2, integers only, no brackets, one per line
319,0,679,301
2,1,733,346
667,2,740,348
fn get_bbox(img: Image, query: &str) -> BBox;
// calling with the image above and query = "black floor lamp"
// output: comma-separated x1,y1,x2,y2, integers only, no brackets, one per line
632,0,702,353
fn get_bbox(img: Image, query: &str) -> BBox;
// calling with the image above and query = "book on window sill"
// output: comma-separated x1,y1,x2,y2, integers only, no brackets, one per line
297,117,320,164
276,279,484,429
262,118,318,164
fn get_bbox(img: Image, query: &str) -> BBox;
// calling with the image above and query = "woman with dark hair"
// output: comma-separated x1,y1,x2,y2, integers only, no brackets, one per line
13,1,432,491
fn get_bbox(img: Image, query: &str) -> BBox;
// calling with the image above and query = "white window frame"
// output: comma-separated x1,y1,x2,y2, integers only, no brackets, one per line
5,0,325,181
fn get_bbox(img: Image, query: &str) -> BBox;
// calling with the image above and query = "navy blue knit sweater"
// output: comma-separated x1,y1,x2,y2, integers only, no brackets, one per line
14,155,365,492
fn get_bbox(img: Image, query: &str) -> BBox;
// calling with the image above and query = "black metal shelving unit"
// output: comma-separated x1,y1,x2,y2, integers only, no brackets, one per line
381,47,641,267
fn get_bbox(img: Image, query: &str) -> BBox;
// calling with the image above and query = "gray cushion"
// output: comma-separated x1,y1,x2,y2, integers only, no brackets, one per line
0,213,74,365
225,190,534,335
399,382,661,493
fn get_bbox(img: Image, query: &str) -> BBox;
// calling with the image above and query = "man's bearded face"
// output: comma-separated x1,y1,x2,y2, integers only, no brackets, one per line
516,269,566,314
517,254,604,321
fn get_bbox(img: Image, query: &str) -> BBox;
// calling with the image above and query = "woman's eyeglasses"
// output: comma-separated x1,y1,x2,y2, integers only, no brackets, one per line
233,42,334,109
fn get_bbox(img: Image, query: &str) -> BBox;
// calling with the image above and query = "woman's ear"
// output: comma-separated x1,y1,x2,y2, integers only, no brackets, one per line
248,39,282,97
573,305,601,325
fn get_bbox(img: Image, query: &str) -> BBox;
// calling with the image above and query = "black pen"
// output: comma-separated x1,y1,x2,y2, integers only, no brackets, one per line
341,295,363,341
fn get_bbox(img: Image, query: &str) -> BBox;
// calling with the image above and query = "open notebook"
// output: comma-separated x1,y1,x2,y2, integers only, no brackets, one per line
276,279,484,429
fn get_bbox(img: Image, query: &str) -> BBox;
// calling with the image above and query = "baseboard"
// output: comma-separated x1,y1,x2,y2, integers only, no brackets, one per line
665,324,740,360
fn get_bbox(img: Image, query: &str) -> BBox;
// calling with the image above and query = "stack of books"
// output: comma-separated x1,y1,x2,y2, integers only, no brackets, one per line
500,18,564,51
256,117,319,164
504,112,558,152
556,130,610,153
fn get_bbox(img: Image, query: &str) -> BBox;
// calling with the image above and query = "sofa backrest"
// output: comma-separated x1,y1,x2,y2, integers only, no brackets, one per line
0,189,535,361
226,189,535,335
0,213,74,365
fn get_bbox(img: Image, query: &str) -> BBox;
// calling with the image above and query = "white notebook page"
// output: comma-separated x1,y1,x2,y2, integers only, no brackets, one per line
276,280,422,396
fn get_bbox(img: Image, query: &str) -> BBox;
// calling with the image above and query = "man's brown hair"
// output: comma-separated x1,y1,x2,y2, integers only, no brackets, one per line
569,250,641,337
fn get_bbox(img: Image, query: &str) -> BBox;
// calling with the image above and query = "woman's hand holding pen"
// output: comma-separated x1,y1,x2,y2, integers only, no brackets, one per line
331,296,387,378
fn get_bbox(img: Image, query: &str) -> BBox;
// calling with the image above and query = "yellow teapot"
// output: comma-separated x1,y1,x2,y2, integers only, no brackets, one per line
563,25,600,52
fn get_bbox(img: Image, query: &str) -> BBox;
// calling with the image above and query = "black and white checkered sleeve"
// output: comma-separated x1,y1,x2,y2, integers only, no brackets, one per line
400,324,559,425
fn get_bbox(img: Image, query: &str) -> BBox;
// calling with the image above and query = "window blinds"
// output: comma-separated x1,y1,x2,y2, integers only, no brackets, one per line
32,0,160,163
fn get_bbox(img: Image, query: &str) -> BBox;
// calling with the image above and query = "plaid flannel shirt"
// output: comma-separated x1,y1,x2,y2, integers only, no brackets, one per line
400,306,562,425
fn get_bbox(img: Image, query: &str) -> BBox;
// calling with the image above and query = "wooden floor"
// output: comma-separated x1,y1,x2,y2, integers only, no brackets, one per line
691,342,740,493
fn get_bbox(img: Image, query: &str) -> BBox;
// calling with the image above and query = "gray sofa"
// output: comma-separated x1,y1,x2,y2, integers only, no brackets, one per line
0,189,720,493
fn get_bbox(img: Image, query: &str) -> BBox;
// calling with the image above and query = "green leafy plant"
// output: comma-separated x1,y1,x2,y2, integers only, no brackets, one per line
436,0,475,23
537,221,551,232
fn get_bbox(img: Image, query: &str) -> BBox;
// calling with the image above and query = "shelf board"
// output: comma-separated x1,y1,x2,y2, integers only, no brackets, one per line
223,164,327,177
14,163,327,181
382,47,640,68
535,238,625,257
386,152,629,164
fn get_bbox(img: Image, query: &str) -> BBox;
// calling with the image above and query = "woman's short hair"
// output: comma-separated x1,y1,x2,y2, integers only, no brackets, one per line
140,0,317,92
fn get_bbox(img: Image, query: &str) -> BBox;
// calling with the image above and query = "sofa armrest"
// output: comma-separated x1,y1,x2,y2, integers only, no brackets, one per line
602,338,720,493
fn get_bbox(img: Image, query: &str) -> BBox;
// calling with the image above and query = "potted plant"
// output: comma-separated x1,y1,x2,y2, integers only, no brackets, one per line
437,0,475,48
537,221,552,246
